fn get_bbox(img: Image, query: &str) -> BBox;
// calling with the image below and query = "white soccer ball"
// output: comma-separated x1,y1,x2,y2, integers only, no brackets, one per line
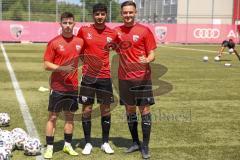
203,56,208,61
0,130,13,144
11,128,27,136
0,146,11,160
0,140,13,155
24,137,41,156
11,128,28,150
0,113,10,126
224,63,232,67
0,131,14,153
229,48,234,53
214,56,220,61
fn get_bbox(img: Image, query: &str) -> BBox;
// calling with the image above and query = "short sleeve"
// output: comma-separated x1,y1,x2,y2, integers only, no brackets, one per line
144,28,157,53
77,27,83,38
43,41,55,62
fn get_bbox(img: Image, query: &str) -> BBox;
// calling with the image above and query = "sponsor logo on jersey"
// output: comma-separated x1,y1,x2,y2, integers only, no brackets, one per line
117,32,122,39
59,44,65,51
107,37,113,43
133,35,139,42
87,33,92,39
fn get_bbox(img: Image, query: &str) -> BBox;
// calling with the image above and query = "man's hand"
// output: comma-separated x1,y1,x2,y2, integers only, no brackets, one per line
139,55,149,64
57,63,76,73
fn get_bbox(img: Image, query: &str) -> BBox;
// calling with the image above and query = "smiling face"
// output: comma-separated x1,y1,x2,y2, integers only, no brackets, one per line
121,5,137,26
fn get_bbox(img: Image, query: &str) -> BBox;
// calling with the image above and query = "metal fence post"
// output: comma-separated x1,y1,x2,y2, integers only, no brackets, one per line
0,0,2,20
82,0,85,22
56,0,58,22
28,0,31,21
109,0,112,22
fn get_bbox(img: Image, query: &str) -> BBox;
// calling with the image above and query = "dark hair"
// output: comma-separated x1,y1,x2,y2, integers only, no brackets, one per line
121,1,136,9
229,39,233,42
93,3,107,13
60,12,74,21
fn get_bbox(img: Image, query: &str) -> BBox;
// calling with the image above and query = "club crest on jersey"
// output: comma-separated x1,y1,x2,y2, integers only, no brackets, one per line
87,33,92,39
133,35,139,42
58,44,65,51
107,37,113,43
76,45,81,51
117,32,122,39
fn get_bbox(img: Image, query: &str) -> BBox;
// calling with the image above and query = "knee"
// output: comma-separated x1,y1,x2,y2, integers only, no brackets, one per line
101,105,111,117
125,106,136,114
139,106,150,115
82,107,92,118
48,115,58,123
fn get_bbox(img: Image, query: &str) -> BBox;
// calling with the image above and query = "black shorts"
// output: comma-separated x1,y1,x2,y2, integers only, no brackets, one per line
79,76,114,105
222,40,235,49
119,79,155,106
48,90,78,113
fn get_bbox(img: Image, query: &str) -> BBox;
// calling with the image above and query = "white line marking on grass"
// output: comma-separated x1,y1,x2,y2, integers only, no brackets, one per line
0,43,44,160
159,45,218,53
159,45,230,55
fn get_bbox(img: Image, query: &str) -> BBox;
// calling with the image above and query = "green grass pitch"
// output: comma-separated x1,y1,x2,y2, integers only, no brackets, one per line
0,43,240,160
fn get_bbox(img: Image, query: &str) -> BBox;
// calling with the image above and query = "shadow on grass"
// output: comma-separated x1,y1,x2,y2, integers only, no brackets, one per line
51,137,133,152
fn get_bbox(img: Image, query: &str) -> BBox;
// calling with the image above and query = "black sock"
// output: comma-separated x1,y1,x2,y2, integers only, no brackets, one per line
82,116,91,143
101,115,111,143
64,133,73,143
46,136,54,145
141,113,152,147
127,113,139,144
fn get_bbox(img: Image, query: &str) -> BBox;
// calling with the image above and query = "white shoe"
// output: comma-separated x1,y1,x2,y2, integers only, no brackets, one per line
82,143,92,155
101,142,114,154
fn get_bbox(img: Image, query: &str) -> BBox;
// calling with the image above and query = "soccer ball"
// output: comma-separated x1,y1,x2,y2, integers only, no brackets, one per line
214,56,220,61
0,147,11,160
0,131,14,153
11,128,28,150
11,128,27,136
0,113,10,126
0,140,13,155
203,56,208,62
228,48,234,53
24,137,41,156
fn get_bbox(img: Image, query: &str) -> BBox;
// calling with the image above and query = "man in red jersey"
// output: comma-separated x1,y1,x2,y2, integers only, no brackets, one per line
43,12,83,159
114,1,157,159
77,3,117,155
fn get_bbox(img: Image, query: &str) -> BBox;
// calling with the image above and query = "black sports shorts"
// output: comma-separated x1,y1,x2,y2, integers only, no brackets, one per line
79,76,114,105
48,90,78,113
119,79,155,106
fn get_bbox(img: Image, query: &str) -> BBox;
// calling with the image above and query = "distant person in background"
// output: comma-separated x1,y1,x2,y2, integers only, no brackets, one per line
43,12,83,159
215,38,240,61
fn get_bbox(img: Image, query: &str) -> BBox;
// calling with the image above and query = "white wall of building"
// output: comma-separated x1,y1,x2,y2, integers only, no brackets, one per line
177,0,233,24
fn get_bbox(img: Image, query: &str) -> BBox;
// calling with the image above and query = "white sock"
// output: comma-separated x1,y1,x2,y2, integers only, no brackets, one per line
64,142,71,147
47,145,53,149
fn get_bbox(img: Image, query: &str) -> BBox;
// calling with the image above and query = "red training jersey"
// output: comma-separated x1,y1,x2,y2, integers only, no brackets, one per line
77,24,118,78
44,35,84,91
114,23,157,80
